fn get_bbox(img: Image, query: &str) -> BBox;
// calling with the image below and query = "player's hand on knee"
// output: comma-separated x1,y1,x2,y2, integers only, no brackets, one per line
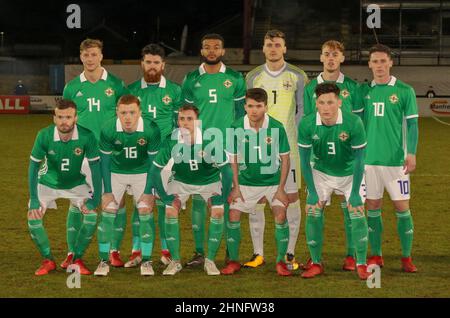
28,207,44,220
171,196,181,211
274,187,289,207
228,187,244,204
101,193,117,211
138,194,155,211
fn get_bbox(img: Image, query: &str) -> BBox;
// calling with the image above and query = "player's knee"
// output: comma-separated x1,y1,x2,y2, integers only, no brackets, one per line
287,193,299,203
393,200,410,212
366,199,382,210
138,207,151,215
165,207,179,218
273,208,287,223
211,205,224,218
229,209,241,222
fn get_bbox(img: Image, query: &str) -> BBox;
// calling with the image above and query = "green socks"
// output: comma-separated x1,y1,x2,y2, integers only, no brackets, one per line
28,219,53,259
157,200,168,251
74,213,97,260
349,210,369,265
165,217,180,261
131,207,141,252
97,211,115,261
396,210,414,257
139,213,155,262
305,207,324,264
192,195,206,255
341,201,355,257
66,206,82,254
275,221,289,263
226,221,241,261
207,216,224,260
111,207,126,251
367,209,383,256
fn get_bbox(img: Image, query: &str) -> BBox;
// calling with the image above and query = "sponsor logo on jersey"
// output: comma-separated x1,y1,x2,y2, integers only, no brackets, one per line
137,96,142,101
48,150,56,155
313,93,317,99
76,91,83,97
74,147,83,156
283,81,293,90
312,134,320,140
138,138,147,146
341,89,350,98
389,94,399,104
224,79,232,88
265,136,272,144
365,95,371,100
105,88,115,97
339,131,349,142
194,82,202,88
115,140,122,145
162,95,172,105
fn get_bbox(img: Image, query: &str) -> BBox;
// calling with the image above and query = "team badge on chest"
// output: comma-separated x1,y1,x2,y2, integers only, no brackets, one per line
74,147,83,156
137,138,147,146
224,79,233,88
339,132,349,142
265,136,272,144
389,94,399,104
341,89,350,98
105,88,115,97
162,95,172,105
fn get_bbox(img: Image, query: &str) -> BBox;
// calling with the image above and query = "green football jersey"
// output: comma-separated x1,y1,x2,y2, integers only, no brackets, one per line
30,124,100,189
128,76,182,139
303,72,359,116
63,68,129,140
298,109,367,177
99,117,161,174
153,129,228,186
181,63,246,134
355,76,419,166
228,114,290,187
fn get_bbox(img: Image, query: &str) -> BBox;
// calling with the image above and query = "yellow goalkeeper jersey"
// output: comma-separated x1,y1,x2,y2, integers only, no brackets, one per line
246,63,309,188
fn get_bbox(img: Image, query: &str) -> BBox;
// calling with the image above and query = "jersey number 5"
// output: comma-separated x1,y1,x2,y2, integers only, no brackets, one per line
209,89,217,103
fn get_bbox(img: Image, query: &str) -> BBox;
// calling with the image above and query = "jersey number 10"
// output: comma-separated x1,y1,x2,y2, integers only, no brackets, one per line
373,102,384,117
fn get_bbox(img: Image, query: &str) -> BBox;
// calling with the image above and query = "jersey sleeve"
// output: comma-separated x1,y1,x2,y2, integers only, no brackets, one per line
116,79,130,99
85,132,100,161
403,86,419,119
213,148,229,168
352,85,365,113
350,116,367,149
181,75,194,104
295,72,308,125
278,125,291,155
62,83,74,100
303,84,314,117
225,123,239,155
153,139,172,168
147,123,161,155
30,130,47,162
233,72,246,102
172,83,184,111
297,119,313,148
99,126,113,155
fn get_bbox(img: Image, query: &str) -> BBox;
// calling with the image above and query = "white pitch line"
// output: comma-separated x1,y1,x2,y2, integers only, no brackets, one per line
411,174,450,177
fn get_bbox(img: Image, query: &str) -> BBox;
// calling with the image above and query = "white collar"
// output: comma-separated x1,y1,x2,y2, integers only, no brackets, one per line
264,63,286,77
316,109,343,126
54,124,79,141
140,75,167,89
177,127,203,144
80,67,108,82
317,72,345,84
199,62,226,75
244,114,269,131
371,76,397,87
116,117,144,132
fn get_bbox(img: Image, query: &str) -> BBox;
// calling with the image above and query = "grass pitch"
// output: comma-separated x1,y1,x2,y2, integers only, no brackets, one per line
0,114,449,298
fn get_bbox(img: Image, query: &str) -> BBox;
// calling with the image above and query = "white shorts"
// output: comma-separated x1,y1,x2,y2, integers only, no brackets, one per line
166,180,222,208
365,165,411,200
33,183,91,211
285,154,300,194
230,185,285,214
312,169,366,204
106,173,148,210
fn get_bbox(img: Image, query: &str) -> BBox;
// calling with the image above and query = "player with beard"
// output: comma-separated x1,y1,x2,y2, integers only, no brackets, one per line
120,44,183,268
181,34,246,268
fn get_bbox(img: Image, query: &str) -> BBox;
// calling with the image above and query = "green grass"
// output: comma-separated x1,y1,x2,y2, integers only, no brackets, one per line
0,114,449,297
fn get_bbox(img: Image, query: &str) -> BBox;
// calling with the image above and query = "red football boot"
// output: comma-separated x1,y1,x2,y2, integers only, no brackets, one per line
367,255,384,267
276,261,292,276
35,259,56,276
110,251,125,267
343,256,356,271
401,257,418,273
220,261,241,275
160,249,172,266
300,258,313,270
301,263,324,278
60,253,74,269
72,259,92,275
357,264,371,280
124,250,142,268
